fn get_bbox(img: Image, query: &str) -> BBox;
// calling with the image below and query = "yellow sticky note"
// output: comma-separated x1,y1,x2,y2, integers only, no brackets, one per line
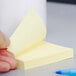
8,10,46,56
8,10,73,69
17,41,73,69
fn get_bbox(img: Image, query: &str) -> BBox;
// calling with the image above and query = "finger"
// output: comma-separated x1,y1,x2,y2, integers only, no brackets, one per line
0,61,10,72
0,31,10,48
0,55,17,70
0,50,14,58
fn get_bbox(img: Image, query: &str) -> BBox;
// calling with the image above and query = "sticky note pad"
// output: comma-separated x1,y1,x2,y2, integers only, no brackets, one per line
8,10,73,69
17,41,73,69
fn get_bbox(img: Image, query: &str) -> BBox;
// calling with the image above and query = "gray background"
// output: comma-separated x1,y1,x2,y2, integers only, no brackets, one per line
1,2,76,76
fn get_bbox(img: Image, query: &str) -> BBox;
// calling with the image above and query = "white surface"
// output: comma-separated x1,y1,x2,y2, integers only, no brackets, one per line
46,2,76,53
1,2,76,76
0,0,46,36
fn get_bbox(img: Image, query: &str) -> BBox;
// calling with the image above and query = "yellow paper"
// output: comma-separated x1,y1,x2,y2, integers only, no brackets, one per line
8,10,46,56
8,10,73,69
17,41,73,69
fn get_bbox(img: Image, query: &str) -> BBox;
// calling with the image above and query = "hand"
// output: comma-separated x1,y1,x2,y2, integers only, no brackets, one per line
0,31,17,72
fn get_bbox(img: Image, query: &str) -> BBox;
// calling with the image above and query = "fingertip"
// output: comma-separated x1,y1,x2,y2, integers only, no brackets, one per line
0,61,10,73
10,59,17,70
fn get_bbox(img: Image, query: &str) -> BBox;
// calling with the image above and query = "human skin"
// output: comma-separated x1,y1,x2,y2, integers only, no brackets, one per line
0,31,17,72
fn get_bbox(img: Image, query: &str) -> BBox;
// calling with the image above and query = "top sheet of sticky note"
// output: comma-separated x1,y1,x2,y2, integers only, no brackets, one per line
8,10,46,56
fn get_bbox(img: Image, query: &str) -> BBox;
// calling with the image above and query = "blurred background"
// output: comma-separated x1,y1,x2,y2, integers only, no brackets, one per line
46,0,76,53
47,0,76,4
